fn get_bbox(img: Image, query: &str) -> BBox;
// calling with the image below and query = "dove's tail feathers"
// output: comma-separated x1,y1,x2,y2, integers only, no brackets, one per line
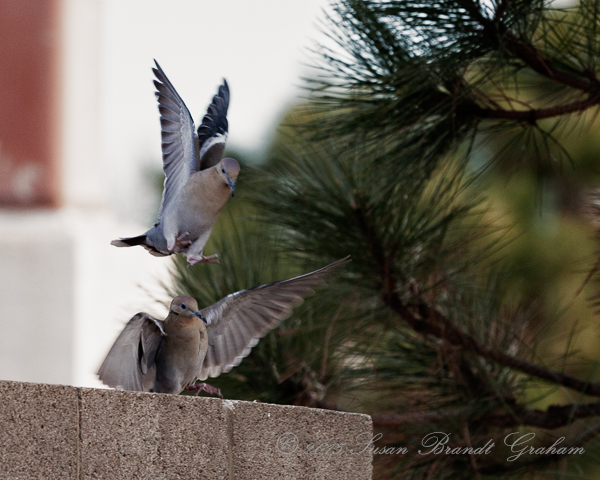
111,235,169,257
111,235,147,248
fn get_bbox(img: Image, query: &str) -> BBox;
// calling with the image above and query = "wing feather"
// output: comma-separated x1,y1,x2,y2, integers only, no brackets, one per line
197,80,229,169
196,257,350,380
152,61,199,221
97,313,165,391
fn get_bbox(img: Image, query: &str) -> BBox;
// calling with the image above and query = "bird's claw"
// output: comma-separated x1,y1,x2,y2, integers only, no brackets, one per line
186,382,223,398
187,253,221,266
174,232,193,253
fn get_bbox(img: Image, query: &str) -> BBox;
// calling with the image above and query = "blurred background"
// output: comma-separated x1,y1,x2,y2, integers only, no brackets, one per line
0,0,329,388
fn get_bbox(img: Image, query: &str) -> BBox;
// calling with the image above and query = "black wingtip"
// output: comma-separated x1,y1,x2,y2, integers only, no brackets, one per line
294,256,351,282
197,79,231,151
326,256,351,267
313,256,352,278
326,255,351,271
152,61,171,87
220,79,230,103
152,60,163,79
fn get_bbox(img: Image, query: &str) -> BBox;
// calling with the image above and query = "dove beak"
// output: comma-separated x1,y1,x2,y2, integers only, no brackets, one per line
225,173,236,197
194,311,210,325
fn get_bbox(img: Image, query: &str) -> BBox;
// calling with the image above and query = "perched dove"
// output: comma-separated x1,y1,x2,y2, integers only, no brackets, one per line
111,60,238,265
97,257,349,396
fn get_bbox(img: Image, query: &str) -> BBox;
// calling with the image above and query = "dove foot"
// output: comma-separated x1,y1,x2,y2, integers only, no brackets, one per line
186,382,223,398
187,253,221,265
174,232,193,253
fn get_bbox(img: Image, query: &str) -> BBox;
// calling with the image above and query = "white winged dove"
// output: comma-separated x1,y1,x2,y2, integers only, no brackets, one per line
97,257,349,396
111,61,238,265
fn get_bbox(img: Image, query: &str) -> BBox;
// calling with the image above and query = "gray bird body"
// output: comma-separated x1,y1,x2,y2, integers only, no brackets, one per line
97,258,350,394
111,61,238,265
154,314,208,394
144,166,233,261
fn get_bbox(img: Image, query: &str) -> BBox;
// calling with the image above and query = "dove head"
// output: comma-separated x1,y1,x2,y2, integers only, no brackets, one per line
217,157,240,197
169,295,208,324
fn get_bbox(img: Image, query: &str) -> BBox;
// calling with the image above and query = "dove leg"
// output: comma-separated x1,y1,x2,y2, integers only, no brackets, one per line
187,253,221,265
174,232,193,253
184,230,220,265
186,382,223,398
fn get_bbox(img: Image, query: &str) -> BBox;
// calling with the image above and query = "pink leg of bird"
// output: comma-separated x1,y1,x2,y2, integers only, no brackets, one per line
186,382,223,398
187,253,221,265
174,232,193,253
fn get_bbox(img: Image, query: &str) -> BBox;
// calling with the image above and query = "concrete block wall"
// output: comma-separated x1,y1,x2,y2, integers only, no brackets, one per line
0,380,373,479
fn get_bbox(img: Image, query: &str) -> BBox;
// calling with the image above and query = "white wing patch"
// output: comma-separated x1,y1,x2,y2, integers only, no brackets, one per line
199,132,228,160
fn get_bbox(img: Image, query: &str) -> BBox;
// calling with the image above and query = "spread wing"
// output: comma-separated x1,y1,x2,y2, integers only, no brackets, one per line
197,257,350,380
97,312,166,391
153,60,200,220
197,80,229,170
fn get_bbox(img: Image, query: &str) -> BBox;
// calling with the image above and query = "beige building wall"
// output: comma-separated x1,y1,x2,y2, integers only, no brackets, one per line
0,0,171,389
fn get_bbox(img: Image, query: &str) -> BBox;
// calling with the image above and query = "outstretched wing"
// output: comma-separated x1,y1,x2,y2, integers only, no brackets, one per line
153,60,199,220
197,80,229,170
97,312,166,391
197,257,350,380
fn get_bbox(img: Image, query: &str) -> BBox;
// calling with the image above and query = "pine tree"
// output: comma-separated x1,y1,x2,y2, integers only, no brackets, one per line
168,1,600,478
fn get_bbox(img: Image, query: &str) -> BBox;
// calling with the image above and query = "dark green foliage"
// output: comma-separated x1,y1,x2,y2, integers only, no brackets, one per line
307,0,600,180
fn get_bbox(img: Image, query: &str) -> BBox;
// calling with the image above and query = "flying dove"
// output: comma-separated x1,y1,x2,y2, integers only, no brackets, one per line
111,61,238,265
97,257,349,396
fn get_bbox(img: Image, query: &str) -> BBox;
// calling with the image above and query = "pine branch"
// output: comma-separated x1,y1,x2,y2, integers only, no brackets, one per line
485,400,600,428
453,1,600,122
463,0,600,91
396,299,600,398
475,94,600,123
478,421,600,475
372,407,470,427
352,193,600,398
313,0,600,166
371,400,600,429
502,31,597,91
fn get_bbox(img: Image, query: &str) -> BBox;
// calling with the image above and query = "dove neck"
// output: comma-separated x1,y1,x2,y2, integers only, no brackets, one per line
185,169,231,213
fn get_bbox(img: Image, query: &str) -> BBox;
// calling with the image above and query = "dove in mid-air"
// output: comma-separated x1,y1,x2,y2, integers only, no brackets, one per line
111,61,239,265
97,257,350,397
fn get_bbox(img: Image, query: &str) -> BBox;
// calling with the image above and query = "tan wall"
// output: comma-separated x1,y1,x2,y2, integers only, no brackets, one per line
0,0,175,391
0,380,373,479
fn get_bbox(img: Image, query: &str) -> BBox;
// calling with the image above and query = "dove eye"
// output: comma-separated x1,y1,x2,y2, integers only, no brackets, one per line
222,167,226,173
180,303,188,310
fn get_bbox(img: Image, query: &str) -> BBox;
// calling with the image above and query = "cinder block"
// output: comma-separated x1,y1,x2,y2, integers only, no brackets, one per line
79,389,229,479
0,380,373,479
0,380,78,479
154,393,229,478
227,400,373,480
